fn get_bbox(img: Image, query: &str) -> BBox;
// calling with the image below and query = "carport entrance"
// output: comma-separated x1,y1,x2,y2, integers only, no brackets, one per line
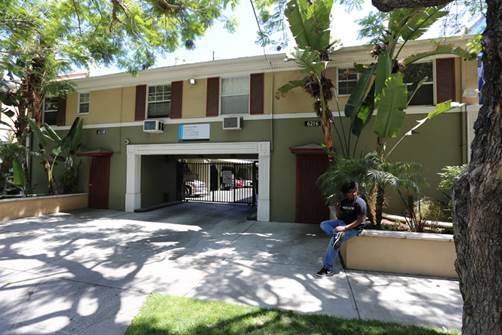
180,160,257,205
126,142,270,221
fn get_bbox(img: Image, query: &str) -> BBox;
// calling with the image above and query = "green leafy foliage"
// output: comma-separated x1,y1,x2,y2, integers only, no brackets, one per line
29,117,83,194
438,164,466,219
374,73,407,139
0,140,26,193
276,0,339,153
285,0,333,51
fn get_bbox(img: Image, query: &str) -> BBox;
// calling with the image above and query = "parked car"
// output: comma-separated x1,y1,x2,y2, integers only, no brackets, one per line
234,178,253,188
234,178,244,188
184,180,207,197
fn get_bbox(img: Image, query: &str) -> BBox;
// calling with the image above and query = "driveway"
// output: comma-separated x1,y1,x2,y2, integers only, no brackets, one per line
0,203,462,334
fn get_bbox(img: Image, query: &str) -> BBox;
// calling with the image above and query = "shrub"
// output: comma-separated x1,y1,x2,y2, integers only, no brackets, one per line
437,165,466,219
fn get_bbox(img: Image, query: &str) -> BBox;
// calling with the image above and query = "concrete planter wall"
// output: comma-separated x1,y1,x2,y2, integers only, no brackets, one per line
340,230,457,278
0,193,88,223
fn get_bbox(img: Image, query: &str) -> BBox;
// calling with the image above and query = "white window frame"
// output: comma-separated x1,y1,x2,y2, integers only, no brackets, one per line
146,84,171,119
404,60,436,106
219,76,250,116
78,92,90,114
336,67,359,96
42,96,59,125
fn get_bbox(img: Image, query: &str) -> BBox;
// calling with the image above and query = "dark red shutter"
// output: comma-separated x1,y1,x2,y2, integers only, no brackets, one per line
250,73,264,115
56,97,66,126
135,85,147,121
170,81,183,119
206,77,220,117
436,58,456,103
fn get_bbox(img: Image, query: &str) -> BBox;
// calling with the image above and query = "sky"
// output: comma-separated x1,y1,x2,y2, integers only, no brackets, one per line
90,0,476,77
90,0,374,76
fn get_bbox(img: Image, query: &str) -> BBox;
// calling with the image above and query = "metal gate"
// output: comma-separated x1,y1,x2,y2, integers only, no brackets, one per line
179,161,257,205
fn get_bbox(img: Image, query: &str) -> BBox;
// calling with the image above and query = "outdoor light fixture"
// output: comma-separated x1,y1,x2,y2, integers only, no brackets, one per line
188,78,197,85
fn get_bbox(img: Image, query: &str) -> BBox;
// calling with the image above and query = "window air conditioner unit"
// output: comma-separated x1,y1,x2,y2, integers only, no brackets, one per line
143,119,164,133
222,116,242,130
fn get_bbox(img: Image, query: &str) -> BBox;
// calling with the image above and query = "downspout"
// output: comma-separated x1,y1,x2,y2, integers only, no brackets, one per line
270,72,275,153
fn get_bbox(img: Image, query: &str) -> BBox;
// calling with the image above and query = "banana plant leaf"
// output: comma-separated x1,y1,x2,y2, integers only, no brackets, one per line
403,45,477,65
345,65,376,118
374,73,408,139
351,103,374,137
276,79,306,98
399,7,448,42
284,0,333,51
29,118,51,147
43,123,62,142
407,76,429,105
374,51,391,101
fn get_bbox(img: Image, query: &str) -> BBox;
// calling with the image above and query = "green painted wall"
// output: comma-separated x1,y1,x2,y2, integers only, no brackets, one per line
67,112,464,222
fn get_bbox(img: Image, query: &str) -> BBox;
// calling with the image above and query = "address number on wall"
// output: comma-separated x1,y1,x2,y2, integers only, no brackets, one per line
304,120,321,127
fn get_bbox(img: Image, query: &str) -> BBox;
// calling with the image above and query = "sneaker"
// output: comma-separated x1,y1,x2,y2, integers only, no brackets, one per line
332,231,345,250
315,267,335,278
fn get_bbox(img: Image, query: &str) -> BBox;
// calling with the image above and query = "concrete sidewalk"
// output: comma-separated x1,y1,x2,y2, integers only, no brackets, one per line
0,203,462,334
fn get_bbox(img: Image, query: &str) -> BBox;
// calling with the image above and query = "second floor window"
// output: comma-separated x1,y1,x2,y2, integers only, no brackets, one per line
148,85,171,118
79,93,90,114
404,62,434,105
221,77,249,115
43,97,59,125
337,68,358,95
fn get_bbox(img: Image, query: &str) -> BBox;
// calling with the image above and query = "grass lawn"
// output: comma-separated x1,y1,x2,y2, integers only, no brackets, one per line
125,294,459,335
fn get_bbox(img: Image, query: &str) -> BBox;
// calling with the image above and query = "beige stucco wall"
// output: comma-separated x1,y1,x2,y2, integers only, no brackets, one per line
273,70,313,114
66,87,136,126
461,59,479,105
66,92,78,122
0,193,88,222
263,72,273,115
182,79,207,118
273,68,350,114
341,232,457,278
122,86,136,122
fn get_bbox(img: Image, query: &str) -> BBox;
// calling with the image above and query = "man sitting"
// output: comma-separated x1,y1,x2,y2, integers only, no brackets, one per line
315,181,367,277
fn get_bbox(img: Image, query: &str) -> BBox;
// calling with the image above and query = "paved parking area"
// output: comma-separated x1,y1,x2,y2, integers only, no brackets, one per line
0,203,462,334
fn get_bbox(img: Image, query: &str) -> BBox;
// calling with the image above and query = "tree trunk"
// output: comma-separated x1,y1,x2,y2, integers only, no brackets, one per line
370,1,501,332
453,1,502,334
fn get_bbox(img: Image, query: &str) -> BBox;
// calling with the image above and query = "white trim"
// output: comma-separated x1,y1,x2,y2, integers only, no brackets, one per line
360,229,453,242
125,142,271,221
432,59,437,105
52,106,468,130
336,66,359,97
146,84,171,119
466,104,481,162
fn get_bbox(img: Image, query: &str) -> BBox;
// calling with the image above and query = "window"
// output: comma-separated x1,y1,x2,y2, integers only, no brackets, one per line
79,93,90,114
147,85,171,118
43,97,59,125
404,62,434,105
337,68,358,95
221,77,249,115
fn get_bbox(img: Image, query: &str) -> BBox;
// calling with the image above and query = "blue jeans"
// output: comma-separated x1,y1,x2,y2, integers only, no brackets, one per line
320,219,361,271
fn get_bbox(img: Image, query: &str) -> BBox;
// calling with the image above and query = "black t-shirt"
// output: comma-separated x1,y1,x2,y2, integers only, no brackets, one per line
339,196,367,226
